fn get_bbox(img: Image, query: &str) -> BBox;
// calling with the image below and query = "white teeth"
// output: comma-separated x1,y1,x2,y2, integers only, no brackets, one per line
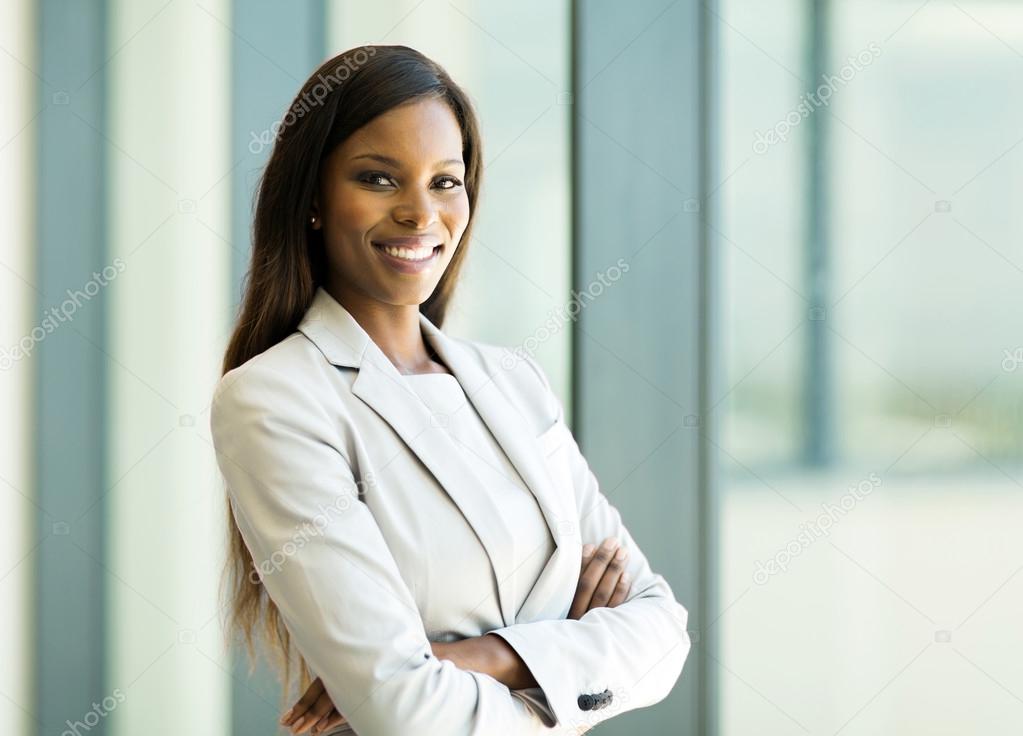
379,244,436,261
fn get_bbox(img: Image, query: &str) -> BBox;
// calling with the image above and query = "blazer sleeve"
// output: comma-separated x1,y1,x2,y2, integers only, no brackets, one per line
209,360,554,736
485,353,692,731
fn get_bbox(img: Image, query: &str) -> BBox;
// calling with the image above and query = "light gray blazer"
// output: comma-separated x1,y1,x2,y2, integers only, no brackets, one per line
209,286,691,735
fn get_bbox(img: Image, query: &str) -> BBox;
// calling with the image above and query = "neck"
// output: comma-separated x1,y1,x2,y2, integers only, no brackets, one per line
326,284,440,375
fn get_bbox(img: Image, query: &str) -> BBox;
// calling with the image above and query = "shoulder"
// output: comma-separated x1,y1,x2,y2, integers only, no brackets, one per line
209,332,360,466
210,332,337,422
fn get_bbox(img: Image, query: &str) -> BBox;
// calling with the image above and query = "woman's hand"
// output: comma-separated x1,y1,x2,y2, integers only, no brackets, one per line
568,535,631,620
280,677,347,734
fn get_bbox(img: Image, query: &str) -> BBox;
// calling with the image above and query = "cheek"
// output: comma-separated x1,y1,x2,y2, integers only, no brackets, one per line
331,187,382,234
443,194,471,235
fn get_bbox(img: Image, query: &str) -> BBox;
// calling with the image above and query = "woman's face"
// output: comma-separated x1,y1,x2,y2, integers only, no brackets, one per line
312,97,470,308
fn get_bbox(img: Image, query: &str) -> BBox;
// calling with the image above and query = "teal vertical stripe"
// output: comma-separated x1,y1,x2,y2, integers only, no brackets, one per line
804,0,832,467
227,2,326,732
229,0,327,310
574,1,708,733
35,0,108,730
697,2,722,733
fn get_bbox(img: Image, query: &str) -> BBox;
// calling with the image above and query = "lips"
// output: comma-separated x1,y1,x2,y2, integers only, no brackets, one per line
371,239,443,272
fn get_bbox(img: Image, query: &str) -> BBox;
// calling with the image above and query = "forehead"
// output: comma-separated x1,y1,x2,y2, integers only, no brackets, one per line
342,97,464,166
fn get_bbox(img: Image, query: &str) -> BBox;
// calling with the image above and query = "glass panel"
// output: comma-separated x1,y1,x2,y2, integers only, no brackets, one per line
107,0,232,733
717,0,807,472
718,1,1023,733
0,2,35,734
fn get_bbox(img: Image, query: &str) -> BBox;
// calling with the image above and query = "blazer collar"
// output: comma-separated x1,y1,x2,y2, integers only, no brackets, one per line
297,286,574,625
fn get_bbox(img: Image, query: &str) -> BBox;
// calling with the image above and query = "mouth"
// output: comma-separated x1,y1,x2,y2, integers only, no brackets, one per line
371,241,443,273
372,241,442,261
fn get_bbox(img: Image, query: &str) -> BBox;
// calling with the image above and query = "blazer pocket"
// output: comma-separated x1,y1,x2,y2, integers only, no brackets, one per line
535,419,575,496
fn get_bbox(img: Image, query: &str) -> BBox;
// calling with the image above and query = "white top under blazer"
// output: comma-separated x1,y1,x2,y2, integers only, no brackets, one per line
404,371,556,632
209,286,691,735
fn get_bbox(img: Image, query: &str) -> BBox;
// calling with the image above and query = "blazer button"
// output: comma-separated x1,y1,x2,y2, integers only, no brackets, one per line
577,694,595,711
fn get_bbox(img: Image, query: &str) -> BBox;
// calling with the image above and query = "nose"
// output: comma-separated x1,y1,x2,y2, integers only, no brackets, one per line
392,186,438,230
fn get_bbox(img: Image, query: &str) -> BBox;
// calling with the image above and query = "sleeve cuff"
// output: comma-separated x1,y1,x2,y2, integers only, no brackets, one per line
509,686,556,728
489,625,579,728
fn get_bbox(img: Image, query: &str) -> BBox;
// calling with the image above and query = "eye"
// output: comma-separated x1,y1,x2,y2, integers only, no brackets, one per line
435,176,463,190
359,171,394,187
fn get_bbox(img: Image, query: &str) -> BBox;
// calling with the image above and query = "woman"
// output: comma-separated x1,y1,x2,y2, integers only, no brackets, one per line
210,45,690,735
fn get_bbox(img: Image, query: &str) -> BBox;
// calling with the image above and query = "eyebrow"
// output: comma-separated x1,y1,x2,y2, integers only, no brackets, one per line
349,153,464,169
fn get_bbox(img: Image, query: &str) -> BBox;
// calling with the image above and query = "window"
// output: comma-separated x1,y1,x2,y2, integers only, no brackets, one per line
718,1,1023,732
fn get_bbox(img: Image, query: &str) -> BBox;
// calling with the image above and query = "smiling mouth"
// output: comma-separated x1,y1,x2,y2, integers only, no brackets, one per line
372,242,442,262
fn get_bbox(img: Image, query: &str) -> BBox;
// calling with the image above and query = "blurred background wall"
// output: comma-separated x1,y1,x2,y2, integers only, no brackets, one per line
2,1,1020,734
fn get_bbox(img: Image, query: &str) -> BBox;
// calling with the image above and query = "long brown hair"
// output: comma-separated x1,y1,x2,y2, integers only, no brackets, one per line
218,44,484,696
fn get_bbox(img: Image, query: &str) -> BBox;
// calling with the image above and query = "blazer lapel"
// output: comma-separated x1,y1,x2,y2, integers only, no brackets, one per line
418,315,572,550
422,319,580,623
297,287,573,625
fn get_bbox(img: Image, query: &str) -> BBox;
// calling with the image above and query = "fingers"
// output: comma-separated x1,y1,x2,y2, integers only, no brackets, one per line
281,678,324,728
587,539,628,609
291,689,336,734
310,707,347,734
567,543,599,619
606,570,632,607
571,536,628,617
